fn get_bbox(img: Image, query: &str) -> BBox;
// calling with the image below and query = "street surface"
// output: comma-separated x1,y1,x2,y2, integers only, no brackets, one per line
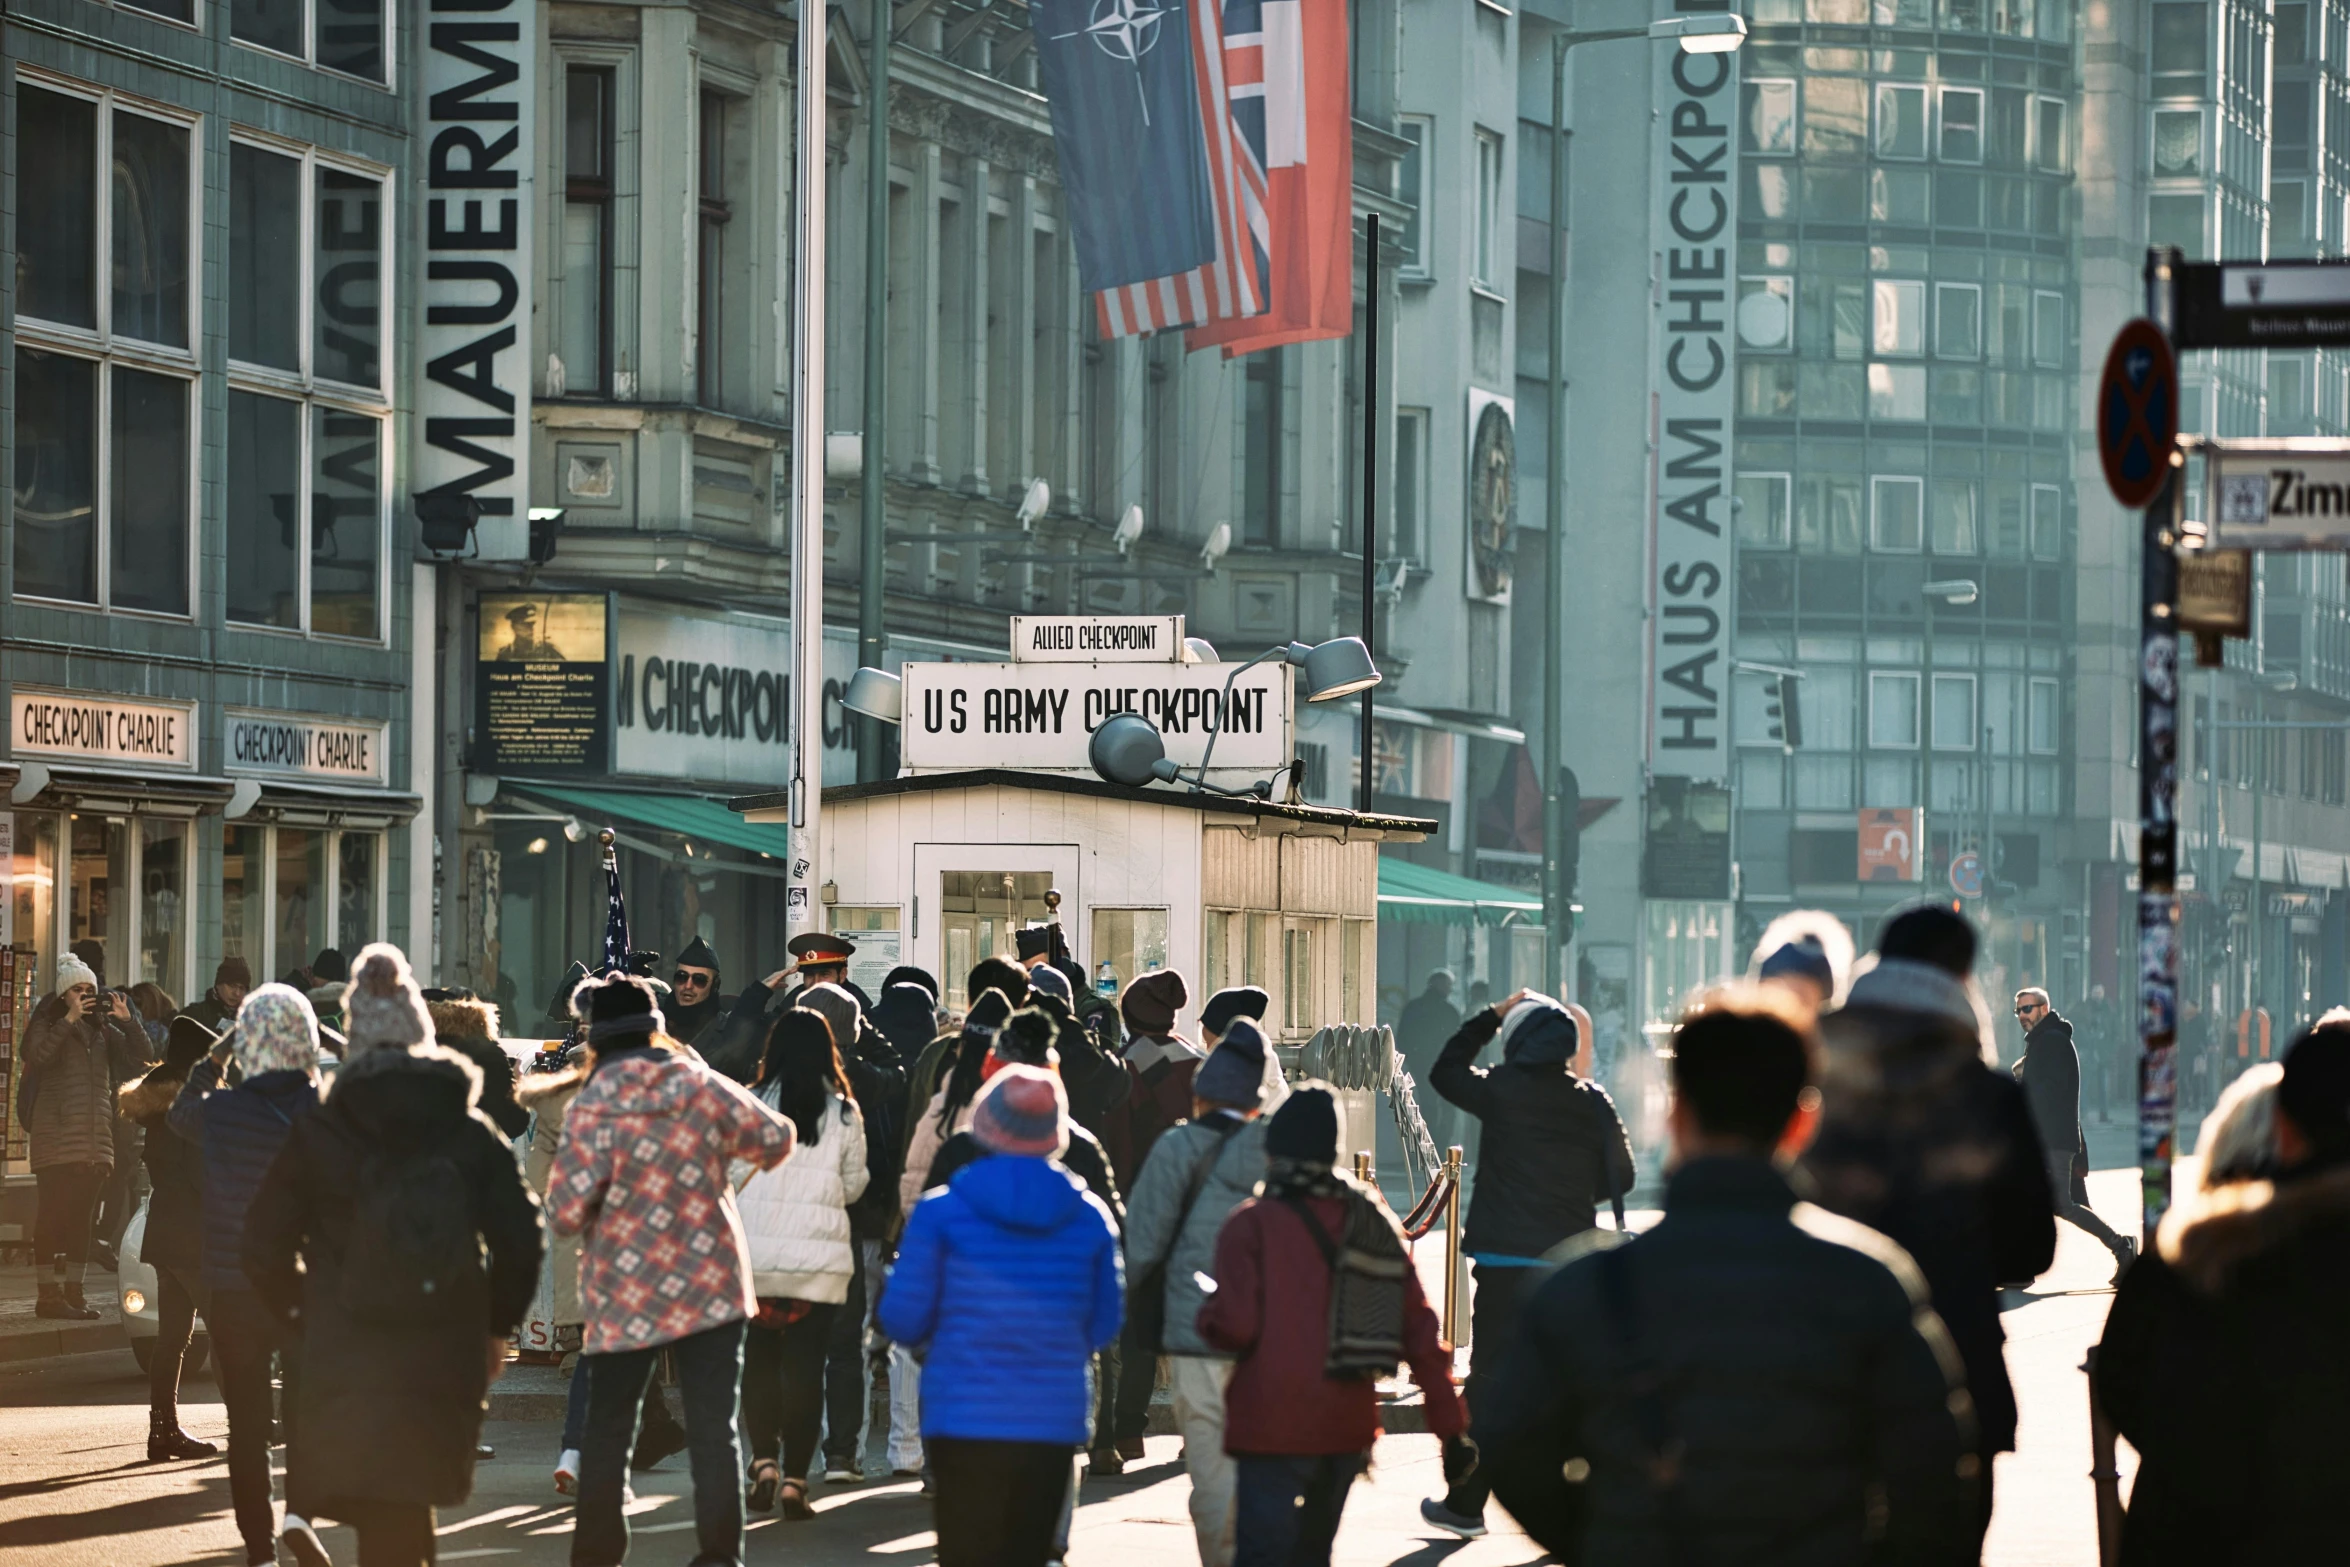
0,1132,2148,1565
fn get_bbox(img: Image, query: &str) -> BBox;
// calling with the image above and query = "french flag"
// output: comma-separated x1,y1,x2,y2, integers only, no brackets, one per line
1187,0,1352,357
1093,0,1270,338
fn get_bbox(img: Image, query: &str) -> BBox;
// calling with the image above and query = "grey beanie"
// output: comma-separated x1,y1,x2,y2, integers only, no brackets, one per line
341,943,434,1057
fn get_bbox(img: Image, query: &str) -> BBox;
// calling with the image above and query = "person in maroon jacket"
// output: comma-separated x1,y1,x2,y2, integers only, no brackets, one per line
1198,1086,1467,1567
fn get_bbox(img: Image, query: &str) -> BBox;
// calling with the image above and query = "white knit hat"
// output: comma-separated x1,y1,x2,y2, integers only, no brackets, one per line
56,953,98,994
341,943,434,1057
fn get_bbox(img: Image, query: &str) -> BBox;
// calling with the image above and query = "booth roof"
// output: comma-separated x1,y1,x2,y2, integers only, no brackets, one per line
726,769,1437,841
1376,856,1545,928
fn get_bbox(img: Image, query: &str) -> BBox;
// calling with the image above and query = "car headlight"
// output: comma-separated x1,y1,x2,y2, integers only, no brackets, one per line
121,1289,146,1316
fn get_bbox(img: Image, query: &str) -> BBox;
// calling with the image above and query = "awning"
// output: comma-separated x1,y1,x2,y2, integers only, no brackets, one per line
508,783,790,862
1378,857,1544,928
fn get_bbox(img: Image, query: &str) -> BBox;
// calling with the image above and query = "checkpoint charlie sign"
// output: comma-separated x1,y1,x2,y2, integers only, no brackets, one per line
900,659,1292,774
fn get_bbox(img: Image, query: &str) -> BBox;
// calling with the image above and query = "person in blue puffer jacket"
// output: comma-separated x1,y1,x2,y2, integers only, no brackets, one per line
879,1065,1122,1567
167,983,326,1567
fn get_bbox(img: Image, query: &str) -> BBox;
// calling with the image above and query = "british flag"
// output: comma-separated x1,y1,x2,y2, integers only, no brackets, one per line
1093,0,1272,338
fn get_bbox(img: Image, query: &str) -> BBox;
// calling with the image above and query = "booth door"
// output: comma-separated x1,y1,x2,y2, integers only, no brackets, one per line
911,842,1081,1013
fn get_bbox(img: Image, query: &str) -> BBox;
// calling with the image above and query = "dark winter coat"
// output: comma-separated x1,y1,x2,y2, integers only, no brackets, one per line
2095,1159,2350,1567
1395,988,1462,1078
21,998,145,1172
831,1012,909,1240
696,981,785,1084
169,1058,322,1293
666,990,728,1049
244,1044,544,1510
438,1033,529,1140
2015,1012,2083,1154
923,1122,1125,1231
1030,991,1129,1137
177,992,240,1034
120,1069,205,1276
1799,960,2056,1455
1198,1190,1463,1454
1429,1008,1636,1258
1477,1158,1977,1567
870,982,941,1061
877,1153,1122,1445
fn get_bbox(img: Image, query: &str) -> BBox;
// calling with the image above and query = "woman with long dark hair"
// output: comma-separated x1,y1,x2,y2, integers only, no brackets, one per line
734,1008,869,1517
898,990,1012,1217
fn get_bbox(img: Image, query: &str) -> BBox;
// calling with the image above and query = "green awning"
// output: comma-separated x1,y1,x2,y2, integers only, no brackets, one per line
1378,857,1544,928
508,783,790,863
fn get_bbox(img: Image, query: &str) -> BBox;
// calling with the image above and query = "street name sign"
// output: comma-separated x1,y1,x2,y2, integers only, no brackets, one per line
2097,319,2178,508
2175,260,2350,349
2206,440,2350,548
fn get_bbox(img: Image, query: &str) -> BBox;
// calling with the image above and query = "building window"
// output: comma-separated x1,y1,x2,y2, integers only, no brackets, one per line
1736,472,1792,549
2149,3,2208,93
1869,671,1921,749
559,66,616,398
1398,116,1431,276
1931,673,1978,751
1393,406,1428,561
1936,282,1982,358
1874,280,1926,356
2027,676,2060,755
1940,87,1984,163
11,81,198,616
1931,478,1979,554
1743,79,1795,155
2029,483,2064,559
1868,363,1926,421
2034,96,2068,173
2270,357,2309,430
2032,291,2066,368
1242,350,1284,547
2277,1,2310,64
2272,180,2310,259
1739,275,1795,352
230,0,386,84
1473,128,1503,289
2149,194,2205,260
227,136,389,640
697,89,734,407
2152,109,2203,178
1876,84,1927,160
1871,476,1925,553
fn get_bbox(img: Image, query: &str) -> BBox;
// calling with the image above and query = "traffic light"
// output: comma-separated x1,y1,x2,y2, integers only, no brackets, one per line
1554,765,1582,904
1766,672,1803,751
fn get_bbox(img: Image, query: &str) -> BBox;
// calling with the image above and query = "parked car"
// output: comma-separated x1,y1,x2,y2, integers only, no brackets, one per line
118,1199,209,1375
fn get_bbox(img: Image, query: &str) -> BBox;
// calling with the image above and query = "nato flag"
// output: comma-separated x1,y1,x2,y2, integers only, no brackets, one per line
1032,0,1218,293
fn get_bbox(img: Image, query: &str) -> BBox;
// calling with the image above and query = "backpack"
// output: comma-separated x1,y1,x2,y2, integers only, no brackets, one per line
339,1142,485,1326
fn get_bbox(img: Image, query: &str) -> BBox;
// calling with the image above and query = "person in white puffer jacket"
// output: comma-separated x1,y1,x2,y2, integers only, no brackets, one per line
734,1008,870,1519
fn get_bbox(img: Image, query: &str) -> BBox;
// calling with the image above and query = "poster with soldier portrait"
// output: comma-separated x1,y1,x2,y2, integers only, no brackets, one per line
476,594,609,772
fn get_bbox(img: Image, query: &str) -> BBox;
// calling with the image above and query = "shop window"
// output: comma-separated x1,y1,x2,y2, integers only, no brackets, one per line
227,138,388,640
1091,909,1170,1003
223,824,267,971
231,0,387,85
561,66,617,398
10,814,63,1002
65,815,134,993
1742,80,1795,156
337,833,376,955
275,828,331,980
137,818,189,999
11,83,196,616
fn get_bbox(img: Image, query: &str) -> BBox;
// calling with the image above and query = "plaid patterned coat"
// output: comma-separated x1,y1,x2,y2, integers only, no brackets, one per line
547,1047,794,1354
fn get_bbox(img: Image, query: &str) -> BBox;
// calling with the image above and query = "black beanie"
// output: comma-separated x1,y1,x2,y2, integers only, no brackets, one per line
884,965,941,1000
1877,903,1977,978
575,972,665,1042
995,1007,1061,1067
1200,985,1270,1037
1121,969,1189,1036
966,957,1030,1009
2280,1022,2350,1160
1267,1084,1339,1164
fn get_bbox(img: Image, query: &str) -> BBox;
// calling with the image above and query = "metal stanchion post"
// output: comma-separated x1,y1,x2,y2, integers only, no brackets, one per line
1353,1151,1374,1185
2084,1346,2123,1567
1442,1145,1465,1343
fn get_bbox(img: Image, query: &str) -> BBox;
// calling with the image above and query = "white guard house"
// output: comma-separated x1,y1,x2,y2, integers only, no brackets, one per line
727,616,1438,1167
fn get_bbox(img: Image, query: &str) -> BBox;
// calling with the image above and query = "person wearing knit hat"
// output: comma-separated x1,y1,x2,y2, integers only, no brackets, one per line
245,941,545,1565
1108,967,1202,1191
1191,1018,1268,1111
179,956,255,1033
1201,1083,1464,1567
1199,986,1269,1045
877,1063,1120,1567
164,981,325,1566
22,955,127,1324
1120,968,1188,1038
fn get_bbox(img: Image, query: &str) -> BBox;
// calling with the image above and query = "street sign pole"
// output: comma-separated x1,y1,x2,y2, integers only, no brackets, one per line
2135,247,2184,1244
786,0,830,939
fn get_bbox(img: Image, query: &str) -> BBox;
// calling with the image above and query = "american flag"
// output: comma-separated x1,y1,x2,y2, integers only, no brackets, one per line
599,846,631,976
1094,0,1271,338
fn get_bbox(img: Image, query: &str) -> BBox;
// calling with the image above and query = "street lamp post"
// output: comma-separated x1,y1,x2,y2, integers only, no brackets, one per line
1921,578,1979,886
1540,9,1746,999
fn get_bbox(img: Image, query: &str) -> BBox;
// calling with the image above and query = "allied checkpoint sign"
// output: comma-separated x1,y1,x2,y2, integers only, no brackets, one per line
899,616,1293,778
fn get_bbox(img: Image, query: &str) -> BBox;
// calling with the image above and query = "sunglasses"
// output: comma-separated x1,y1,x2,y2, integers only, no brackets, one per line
2014,1004,2043,1015
672,971,714,987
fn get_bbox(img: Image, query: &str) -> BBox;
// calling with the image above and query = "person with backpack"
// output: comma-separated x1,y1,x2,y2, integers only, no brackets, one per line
546,972,795,1567
1120,1019,1274,1567
732,1009,869,1517
1419,990,1637,1537
168,983,327,1567
876,1066,1123,1567
1198,1085,1465,1567
1474,987,1976,1565
244,944,545,1567
117,1014,222,1463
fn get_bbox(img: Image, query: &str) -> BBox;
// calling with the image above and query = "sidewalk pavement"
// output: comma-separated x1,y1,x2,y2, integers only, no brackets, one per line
0,1258,123,1365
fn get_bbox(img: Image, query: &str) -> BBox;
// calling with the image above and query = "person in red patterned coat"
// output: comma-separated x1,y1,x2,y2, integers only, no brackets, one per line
548,973,794,1567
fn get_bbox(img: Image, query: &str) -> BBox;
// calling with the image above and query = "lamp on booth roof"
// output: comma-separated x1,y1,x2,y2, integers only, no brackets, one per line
841,666,904,725
1088,636,1385,799
1089,714,1185,788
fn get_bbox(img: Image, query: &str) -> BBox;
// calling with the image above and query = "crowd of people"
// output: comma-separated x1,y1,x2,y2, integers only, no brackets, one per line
12,893,2347,1567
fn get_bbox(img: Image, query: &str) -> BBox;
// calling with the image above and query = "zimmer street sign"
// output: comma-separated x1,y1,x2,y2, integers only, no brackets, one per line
2209,439,2350,549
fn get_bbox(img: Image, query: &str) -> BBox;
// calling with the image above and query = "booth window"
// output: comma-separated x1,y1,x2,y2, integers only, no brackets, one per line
1091,909,1170,1004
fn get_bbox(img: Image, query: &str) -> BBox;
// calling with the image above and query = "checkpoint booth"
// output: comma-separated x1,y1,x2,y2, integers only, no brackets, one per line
726,614,1439,1172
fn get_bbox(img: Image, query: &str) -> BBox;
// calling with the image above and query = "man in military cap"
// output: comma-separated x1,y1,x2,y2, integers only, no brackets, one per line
493,602,565,661
784,931,871,1013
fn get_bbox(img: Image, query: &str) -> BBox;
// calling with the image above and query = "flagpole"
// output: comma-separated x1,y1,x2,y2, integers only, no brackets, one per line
788,0,830,938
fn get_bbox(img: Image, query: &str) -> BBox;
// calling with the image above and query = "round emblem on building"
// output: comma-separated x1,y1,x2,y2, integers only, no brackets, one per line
1468,398,1517,601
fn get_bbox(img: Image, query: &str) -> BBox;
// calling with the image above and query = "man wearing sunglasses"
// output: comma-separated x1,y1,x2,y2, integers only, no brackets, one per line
665,936,729,1047
2013,988,2134,1282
